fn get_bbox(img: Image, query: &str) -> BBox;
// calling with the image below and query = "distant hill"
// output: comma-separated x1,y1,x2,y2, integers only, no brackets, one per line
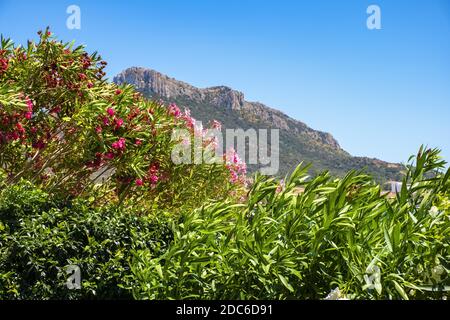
114,67,403,182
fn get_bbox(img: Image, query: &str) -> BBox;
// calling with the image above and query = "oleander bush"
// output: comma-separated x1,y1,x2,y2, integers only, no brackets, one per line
129,147,449,300
0,29,246,213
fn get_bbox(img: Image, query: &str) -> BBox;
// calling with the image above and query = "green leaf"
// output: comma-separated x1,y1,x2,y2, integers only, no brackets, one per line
392,280,409,300
278,274,294,293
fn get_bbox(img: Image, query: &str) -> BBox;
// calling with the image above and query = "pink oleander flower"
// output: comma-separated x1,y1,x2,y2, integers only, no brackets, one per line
24,112,32,120
210,137,219,149
203,135,219,149
104,152,115,160
111,137,126,150
135,138,143,146
181,137,191,146
230,170,239,183
211,119,222,130
149,174,159,185
95,126,102,134
115,89,122,95
114,117,124,129
168,103,181,118
16,122,25,134
106,107,115,117
102,117,110,126
87,82,94,89
32,140,46,149
135,178,144,186
11,132,20,140
147,162,160,185
26,98,33,112
182,109,196,129
224,148,247,184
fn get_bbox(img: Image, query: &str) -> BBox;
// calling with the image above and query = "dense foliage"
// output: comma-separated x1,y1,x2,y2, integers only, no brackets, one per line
0,29,246,212
0,180,171,299
129,147,450,299
0,31,448,300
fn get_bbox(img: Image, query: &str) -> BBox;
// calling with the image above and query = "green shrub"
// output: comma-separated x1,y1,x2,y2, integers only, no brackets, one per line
129,147,449,300
0,180,172,299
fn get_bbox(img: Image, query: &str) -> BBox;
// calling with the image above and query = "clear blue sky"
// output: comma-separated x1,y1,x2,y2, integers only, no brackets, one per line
1,0,449,164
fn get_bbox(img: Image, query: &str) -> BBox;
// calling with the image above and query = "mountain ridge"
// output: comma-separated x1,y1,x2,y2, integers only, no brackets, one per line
113,67,403,182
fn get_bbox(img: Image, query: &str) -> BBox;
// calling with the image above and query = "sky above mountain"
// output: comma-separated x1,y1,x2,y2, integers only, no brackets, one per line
1,0,449,164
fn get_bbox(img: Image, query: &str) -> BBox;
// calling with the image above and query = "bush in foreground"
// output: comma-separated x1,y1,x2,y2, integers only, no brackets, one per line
0,180,172,299
0,29,245,214
129,148,449,300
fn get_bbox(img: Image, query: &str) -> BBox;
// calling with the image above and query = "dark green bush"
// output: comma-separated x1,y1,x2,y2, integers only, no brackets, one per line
0,180,172,299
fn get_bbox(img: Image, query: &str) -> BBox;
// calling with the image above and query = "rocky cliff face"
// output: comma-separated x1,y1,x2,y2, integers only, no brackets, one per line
113,67,402,181
114,67,245,110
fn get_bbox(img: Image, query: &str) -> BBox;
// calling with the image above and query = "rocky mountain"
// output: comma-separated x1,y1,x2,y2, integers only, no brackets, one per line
114,67,403,182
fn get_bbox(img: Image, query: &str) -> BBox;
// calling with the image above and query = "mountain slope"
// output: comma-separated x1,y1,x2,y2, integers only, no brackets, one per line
114,67,403,182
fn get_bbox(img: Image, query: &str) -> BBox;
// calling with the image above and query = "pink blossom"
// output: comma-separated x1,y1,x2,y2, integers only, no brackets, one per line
26,98,33,112
168,103,181,118
211,120,222,130
114,118,124,129
181,137,191,146
210,137,219,149
95,126,102,133
32,140,46,149
147,162,160,185
16,122,25,134
224,148,247,184
111,137,126,150
203,135,218,150
24,112,32,120
229,171,238,183
106,107,115,117
104,152,115,160
135,138,143,146
182,109,196,129
11,132,20,140
135,178,144,186
149,174,159,185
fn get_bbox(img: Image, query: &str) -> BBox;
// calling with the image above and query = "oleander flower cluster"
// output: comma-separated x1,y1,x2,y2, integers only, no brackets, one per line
0,29,245,210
